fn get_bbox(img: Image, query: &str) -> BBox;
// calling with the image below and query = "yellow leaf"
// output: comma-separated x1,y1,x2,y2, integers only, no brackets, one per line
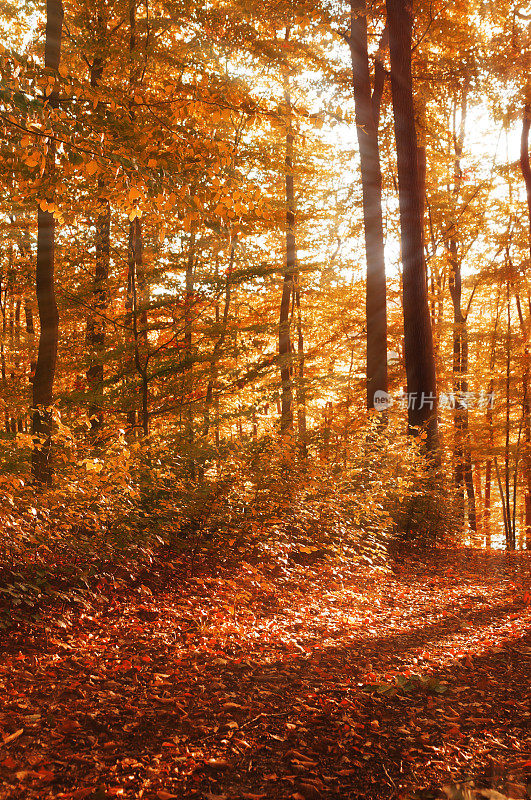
86,160,98,175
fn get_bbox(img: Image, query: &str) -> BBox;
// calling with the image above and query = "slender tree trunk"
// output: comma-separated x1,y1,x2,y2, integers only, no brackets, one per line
520,105,531,547
495,456,511,546
521,104,531,261
447,85,476,535
32,0,63,484
86,192,110,433
86,16,110,435
505,281,515,548
294,272,307,456
14,298,23,430
0,279,6,430
125,1,148,435
279,33,295,434
484,292,500,547
349,1,388,409
203,238,234,437
386,0,438,451
473,461,483,542
125,221,137,433
484,455,492,547
184,231,196,479
448,211,477,525
129,219,149,437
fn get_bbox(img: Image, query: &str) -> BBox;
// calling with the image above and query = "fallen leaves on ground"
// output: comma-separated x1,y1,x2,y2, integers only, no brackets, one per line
0,548,530,799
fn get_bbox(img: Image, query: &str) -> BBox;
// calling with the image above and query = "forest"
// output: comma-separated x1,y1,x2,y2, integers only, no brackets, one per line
1,0,531,799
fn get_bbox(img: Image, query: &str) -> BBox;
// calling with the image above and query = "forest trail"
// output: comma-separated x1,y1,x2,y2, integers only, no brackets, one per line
0,550,530,800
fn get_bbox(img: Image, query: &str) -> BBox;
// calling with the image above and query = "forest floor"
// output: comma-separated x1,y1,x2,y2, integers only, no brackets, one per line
0,547,530,800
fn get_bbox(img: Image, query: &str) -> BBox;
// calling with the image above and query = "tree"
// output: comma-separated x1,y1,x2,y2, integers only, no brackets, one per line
86,10,110,436
279,29,296,435
348,0,388,410
386,0,438,452
32,0,64,484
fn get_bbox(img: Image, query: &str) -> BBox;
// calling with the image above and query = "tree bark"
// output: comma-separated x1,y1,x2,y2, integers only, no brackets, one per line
125,1,149,436
203,238,234,438
184,230,196,478
504,281,515,549
447,85,476,533
386,0,438,451
32,0,63,484
349,1,388,409
86,15,110,435
520,104,531,548
279,32,295,434
294,272,307,456
484,292,500,548
521,104,531,262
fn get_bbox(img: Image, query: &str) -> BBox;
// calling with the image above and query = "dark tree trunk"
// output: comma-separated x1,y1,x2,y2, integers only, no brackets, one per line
484,293,500,548
447,86,476,534
130,218,149,437
125,1,149,436
521,105,531,261
125,220,138,433
386,0,438,451
32,0,63,484
520,105,531,548
203,238,234,438
349,1,388,409
86,16,110,435
86,193,110,433
294,273,307,456
504,282,515,549
184,231,196,478
279,39,295,435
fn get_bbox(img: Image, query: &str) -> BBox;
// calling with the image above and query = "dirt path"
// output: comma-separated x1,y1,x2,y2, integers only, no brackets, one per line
0,550,530,800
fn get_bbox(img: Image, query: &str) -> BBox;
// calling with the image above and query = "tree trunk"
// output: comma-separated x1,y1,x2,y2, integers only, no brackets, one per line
279,34,295,434
86,16,110,435
203,238,234,438
484,456,492,547
505,281,515,549
447,86,476,534
349,1,388,409
125,1,148,436
32,0,63,484
521,104,531,262
484,291,500,547
473,461,483,541
294,272,307,456
130,218,149,437
386,0,438,451
520,105,531,548
184,231,196,479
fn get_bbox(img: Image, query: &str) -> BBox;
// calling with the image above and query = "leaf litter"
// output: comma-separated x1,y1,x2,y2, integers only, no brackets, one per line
0,548,530,800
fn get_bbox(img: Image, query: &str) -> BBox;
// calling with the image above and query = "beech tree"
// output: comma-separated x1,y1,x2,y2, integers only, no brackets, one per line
32,0,64,484
386,0,438,452
348,0,388,410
